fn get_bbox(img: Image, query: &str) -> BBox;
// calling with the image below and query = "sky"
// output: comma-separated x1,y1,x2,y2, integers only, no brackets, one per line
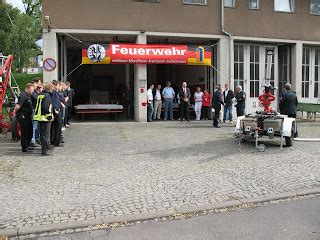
6,0,25,12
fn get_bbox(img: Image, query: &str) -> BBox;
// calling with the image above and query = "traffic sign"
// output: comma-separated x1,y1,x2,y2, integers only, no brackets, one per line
43,58,57,72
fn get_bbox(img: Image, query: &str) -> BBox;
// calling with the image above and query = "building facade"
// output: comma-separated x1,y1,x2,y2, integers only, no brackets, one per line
42,0,320,121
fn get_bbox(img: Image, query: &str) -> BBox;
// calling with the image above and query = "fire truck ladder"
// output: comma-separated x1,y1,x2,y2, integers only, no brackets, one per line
0,55,14,129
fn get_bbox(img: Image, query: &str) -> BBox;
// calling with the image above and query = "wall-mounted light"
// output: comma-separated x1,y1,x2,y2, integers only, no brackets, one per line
44,15,52,32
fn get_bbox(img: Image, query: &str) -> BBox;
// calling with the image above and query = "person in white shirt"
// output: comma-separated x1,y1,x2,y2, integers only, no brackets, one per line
194,87,204,121
147,84,154,122
153,84,162,120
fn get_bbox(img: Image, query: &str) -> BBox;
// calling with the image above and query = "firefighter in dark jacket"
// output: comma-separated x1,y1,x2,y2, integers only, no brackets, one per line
212,84,224,128
13,83,35,152
279,83,298,118
50,80,63,147
33,83,54,156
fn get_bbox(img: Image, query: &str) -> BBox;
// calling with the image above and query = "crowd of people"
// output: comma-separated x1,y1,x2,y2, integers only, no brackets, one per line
12,77,298,155
13,78,74,156
147,81,247,127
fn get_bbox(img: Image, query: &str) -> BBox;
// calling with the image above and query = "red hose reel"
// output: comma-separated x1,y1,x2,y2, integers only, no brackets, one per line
258,89,276,113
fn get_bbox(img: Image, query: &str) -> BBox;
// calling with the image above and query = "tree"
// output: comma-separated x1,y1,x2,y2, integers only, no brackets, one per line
4,14,40,72
22,0,42,40
23,0,42,17
0,3,19,53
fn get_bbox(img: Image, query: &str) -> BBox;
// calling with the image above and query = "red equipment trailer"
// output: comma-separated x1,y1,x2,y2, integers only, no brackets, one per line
0,55,20,139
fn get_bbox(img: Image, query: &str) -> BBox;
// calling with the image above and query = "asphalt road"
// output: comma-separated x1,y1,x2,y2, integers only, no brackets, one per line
37,196,320,240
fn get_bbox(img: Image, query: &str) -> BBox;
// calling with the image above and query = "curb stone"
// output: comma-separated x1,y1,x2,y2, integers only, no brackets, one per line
177,200,242,214
1,188,320,238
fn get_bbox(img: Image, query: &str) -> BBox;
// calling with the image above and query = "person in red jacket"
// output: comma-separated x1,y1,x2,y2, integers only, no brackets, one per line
202,89,211,120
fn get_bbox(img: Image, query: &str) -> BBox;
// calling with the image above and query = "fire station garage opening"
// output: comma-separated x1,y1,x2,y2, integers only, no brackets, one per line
62,35,136,120
146,36,215,94
60,34,215,120
147,64,210,96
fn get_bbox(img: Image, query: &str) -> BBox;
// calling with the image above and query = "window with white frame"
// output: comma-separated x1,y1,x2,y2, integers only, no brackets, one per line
250,45,260,98
234,45,245,90
311,0,320,15
265,49,275,94
278,47,291,95
315,49,319,98
302,48,310,98
249,0,260,9
183,0,207,5
224,0,235,8
274,0,294,13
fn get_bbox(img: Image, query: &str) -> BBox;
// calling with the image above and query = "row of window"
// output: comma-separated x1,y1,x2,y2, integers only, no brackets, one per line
139,0,320,16
225,0,320,16
234,45,319,99
302,48,319,98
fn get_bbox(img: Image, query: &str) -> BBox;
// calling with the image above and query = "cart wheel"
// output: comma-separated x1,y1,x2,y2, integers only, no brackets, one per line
285,123,295,147
258,144,266,152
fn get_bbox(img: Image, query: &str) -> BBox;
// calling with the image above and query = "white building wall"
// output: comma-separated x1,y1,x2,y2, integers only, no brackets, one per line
134,34,148,122
43,30,59,83
217,36,231,87
292,42,303,100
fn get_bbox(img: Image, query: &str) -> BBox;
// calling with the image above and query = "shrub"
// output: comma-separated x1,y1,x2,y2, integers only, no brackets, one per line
12,73,43,89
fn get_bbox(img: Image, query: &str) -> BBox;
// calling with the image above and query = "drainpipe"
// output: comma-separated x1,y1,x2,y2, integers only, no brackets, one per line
221,0,233,87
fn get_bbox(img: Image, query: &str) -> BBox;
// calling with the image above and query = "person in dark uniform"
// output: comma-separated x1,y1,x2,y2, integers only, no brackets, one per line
14,83,35,152
212,84,224,128
123,83,134,119
279,83,298,118
178,82,191,122
235,85,246,117
64,81,75,127
50,80,63,147
33,83,54,156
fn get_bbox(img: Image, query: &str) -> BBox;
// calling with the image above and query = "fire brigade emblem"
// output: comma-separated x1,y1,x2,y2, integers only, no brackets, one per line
196,46,205,63
87,44,106,62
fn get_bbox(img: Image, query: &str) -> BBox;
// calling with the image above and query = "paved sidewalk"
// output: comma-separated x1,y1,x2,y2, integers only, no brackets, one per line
35,195,320,240
0,120,320,234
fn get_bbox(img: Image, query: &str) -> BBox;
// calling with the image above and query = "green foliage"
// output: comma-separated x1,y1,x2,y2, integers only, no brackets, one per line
4,14,40,72
22,0,42,40
13,73,42,89
23,0,42,17
0,1,42,72
0,3,19,52
1,105,9,118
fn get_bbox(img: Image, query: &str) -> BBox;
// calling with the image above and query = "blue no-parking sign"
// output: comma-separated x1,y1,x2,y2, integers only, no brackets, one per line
43,58,57,72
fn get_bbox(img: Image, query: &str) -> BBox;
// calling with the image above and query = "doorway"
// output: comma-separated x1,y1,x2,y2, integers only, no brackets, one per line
234,43,279,114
